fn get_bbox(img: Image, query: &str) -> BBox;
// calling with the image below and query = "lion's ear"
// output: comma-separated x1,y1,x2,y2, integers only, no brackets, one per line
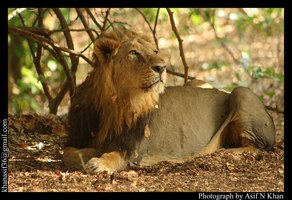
94,38,120,64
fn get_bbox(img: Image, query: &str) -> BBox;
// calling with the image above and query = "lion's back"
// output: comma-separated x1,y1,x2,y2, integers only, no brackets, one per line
134,86,230,165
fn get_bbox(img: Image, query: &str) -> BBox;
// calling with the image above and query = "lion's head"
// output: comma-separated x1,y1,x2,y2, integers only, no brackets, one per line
69,29,167,147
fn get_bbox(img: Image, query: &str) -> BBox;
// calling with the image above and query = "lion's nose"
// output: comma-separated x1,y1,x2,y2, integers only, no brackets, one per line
151,64,166,74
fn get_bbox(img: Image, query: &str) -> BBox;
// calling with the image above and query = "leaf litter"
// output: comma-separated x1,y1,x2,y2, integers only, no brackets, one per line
8,113,284,192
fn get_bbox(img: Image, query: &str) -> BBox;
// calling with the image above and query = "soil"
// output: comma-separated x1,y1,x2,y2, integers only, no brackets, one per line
7,113,284,192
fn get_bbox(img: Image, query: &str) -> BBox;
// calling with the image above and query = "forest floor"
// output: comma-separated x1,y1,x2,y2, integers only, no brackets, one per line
7,112,284,192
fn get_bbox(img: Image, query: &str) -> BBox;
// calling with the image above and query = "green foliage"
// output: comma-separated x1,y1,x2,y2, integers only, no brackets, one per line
235,8,283,37
10,67,43,114
7,8,284,114
250,67,284,81
10,93,41,114
141,8,158,23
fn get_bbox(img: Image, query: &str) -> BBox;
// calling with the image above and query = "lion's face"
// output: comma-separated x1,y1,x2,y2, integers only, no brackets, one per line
93,32,167,96
113,38,166,94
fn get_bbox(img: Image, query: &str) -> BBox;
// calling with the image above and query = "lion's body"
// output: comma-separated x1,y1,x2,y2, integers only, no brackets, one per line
134,86,229,165
63,29,275,174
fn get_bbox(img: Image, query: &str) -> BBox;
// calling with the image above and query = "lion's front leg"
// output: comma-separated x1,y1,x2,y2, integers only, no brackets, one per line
85,151,128,174
63,147,98,170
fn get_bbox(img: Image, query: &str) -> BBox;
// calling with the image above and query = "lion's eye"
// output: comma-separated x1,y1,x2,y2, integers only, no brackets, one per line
154,50,158,54
129,50,139,56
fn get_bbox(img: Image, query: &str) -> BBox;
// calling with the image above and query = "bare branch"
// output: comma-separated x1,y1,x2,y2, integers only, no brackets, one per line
153,8,160,36
102,8,111,32
135,8,154,32
135,8,159,50
167,68,195,80
18,11,54,104
153,8,160,51
53,8,79,64
36,8,53,103
50,28,99,36
8,8,27,21
8,27,93,65
53,8,79,97
199,9,241,65
166,8,190,83
85,8,102,31
76,8,96,42
81,41,94,54
210,22,241,64
32,8,49,27
49,81,70,114
201,10,254,83
12,26,99,37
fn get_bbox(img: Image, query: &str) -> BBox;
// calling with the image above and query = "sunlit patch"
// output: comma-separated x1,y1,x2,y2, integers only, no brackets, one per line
35,157,61,163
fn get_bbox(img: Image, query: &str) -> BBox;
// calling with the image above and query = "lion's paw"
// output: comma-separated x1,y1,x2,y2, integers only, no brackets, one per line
85,157,113,174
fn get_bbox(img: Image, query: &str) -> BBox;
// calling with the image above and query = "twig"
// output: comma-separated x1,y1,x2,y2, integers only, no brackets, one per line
49,81,70,114
166,8,190,84
153,8,160,51
200,9,241,65
135,8,159,50
53,9,79,66
32,8,49,27
18,11,54,104
76,8,96,42
53,8,79,97
210,22,241,64
81,41,94,54
203,10,254,82
51,28,99,36
10,26,99,39
167,68,195,80
8,8,27,21
8,27,93,66
36,9,53,103
85,8,102,31
154,8,160,33
102,8,111,32
135,8,153,32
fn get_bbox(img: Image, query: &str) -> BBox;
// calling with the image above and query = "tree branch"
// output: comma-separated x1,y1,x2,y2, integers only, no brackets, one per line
18,11,54,104
53,8,79,97
49,81,70,114
102,8,111,32
8,8,27,21
8,27,93,65
135,8,159,50
36,9,54,103
202,10,254,82
166,8,190,83
167,68,195,80
6,27,98,37
53,9,80,68
85,8,102,31
76,8,96,42
210,22,241,64
153,8,160,38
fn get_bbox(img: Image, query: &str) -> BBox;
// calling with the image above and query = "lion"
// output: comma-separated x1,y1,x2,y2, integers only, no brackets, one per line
63,29,275,174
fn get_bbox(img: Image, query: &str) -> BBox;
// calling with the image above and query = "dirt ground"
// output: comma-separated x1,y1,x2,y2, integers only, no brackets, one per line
7,112,284,192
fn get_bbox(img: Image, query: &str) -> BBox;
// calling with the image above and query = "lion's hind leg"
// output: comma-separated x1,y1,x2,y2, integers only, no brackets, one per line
220,87,276,153
201,87,275,156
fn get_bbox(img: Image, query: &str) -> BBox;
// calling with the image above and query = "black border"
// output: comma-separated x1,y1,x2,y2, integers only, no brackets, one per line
4,1,288,198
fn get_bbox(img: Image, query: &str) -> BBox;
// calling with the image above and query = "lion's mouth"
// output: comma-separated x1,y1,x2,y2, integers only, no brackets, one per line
142,77,164,90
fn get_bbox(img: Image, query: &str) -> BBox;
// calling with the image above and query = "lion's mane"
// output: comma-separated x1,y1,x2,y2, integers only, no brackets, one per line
67,29,166,158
